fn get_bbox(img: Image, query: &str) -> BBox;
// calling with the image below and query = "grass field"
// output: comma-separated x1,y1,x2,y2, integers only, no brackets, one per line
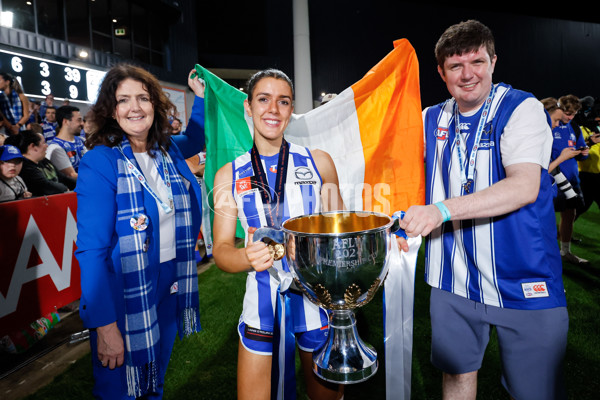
25,204,600,399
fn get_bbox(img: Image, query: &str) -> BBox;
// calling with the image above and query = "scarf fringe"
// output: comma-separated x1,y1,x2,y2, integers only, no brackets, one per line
181,307,201,337
126,361,159,397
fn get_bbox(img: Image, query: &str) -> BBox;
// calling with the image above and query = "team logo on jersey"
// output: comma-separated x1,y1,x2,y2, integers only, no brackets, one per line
294,166,316,185
521,281,549,298
435,128,448,140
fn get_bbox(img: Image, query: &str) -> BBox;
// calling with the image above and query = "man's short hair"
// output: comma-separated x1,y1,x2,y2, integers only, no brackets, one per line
56,105,80,128
435,20,496,69
558,95,581,114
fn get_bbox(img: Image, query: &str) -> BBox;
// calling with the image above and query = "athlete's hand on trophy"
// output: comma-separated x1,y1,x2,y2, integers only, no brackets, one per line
245,227,275,272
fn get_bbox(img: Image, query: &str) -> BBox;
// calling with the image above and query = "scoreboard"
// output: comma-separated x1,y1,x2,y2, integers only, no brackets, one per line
0,49,106,103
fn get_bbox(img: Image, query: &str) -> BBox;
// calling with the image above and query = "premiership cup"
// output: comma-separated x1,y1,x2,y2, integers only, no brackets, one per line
253,210,405,384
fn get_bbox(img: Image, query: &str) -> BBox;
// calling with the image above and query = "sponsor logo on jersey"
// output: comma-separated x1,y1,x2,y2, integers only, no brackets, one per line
236,177,252,194
294,166,316,185
521,281,549,298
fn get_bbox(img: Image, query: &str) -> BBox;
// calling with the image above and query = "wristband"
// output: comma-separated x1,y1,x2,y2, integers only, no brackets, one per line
434,202,451,223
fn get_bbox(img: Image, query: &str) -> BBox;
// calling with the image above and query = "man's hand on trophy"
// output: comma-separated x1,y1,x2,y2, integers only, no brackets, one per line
399,204,446,238
246,227,276,271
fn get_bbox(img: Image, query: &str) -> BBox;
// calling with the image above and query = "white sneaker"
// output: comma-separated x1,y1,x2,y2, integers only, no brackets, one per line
561,252,589,265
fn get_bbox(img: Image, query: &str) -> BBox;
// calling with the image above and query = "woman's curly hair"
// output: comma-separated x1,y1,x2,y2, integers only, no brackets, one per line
86,64,176,154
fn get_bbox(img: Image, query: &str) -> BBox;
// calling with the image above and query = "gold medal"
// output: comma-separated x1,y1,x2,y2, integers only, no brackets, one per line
269,242,285,261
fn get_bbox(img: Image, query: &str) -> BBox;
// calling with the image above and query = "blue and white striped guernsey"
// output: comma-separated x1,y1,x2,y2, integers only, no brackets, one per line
233,142,328,332
423,83,566,310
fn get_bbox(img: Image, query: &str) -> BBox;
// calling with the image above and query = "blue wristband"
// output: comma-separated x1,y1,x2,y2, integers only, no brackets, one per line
434,202,451,223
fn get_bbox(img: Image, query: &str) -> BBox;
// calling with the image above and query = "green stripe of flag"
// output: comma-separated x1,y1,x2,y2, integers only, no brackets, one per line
193,64,252,238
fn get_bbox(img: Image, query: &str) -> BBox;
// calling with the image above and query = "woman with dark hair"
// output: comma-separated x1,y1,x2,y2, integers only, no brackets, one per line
75,64,206,399
4,130,75,195
212,69,344,400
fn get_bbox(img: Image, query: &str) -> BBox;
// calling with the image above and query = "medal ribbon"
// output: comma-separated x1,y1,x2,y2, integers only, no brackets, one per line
250,139,289,228
452,84,496,193
250,139,296,399
117,145,174,214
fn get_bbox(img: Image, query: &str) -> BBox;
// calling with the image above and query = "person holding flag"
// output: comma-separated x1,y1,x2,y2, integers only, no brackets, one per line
75,65,205,399
212,69,344,400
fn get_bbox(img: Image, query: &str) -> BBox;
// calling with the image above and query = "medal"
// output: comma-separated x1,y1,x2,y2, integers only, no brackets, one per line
453,84,496,194
269,242,286,261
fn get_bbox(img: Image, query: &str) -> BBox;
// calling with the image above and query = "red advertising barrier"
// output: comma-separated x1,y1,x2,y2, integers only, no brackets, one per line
0,193,80,338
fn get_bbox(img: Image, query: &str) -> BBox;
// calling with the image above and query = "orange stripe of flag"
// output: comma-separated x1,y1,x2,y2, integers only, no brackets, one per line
352,39,425,214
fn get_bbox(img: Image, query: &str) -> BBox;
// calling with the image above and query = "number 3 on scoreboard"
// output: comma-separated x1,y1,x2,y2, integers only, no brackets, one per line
41,80,51,95
40,62,50,78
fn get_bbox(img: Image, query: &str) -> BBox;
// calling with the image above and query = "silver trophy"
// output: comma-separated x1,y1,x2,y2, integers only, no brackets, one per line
254,210,405,384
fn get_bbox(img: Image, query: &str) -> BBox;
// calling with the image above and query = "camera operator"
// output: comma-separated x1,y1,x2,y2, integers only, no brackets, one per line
549,95,589,265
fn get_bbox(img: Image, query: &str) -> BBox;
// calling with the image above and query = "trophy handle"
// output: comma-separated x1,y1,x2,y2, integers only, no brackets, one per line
253,227,286,261
391,211,408,239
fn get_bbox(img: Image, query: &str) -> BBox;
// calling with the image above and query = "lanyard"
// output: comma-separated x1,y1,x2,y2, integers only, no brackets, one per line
117,146,174,214
452,84,496,193
250,139,289,228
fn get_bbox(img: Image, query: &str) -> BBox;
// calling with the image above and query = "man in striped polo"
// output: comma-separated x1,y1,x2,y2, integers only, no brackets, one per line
399,20,568,400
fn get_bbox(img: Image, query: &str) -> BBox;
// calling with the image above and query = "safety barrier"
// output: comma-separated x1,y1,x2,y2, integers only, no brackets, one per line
0,193,80,339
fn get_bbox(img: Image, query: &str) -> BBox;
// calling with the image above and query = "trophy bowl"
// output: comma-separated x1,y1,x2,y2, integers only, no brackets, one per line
254,210,404,384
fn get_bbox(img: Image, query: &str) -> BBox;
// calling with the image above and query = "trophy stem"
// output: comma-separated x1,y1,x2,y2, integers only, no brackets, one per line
312,309,378,384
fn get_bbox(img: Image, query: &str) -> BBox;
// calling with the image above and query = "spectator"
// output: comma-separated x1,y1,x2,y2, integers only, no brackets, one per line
541,97,564,129
0,144,32,202
0,73,30,131
170,117,182,134
81,110,97,140
550,94,589,264
41,106,58,141
28,100,43,124
575,96,600,216
39,93,55,118
4,130,75,196
45,105,86,179
11,79,31,130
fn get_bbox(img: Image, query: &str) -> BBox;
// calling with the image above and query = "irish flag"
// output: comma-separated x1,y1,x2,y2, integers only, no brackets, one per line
195,38,425,232
194,38,424,400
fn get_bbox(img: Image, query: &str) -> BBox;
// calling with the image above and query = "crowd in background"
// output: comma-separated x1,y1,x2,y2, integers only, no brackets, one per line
0,71,194,203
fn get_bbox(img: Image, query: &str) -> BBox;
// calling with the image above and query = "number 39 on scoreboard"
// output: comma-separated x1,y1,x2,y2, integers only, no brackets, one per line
0,49,106,104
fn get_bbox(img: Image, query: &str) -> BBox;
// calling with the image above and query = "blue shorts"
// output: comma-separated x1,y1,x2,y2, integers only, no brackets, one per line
429,287,568,400
238,320,328,356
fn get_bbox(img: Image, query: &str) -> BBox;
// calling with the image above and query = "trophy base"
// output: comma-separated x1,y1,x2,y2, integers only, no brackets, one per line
312,309,378,384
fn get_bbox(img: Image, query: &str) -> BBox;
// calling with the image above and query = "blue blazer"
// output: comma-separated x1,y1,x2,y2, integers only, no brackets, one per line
75,97,205,329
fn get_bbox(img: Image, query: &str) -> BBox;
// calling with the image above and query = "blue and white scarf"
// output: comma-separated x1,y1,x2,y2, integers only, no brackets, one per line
9,90,23,126
114,137,200,397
